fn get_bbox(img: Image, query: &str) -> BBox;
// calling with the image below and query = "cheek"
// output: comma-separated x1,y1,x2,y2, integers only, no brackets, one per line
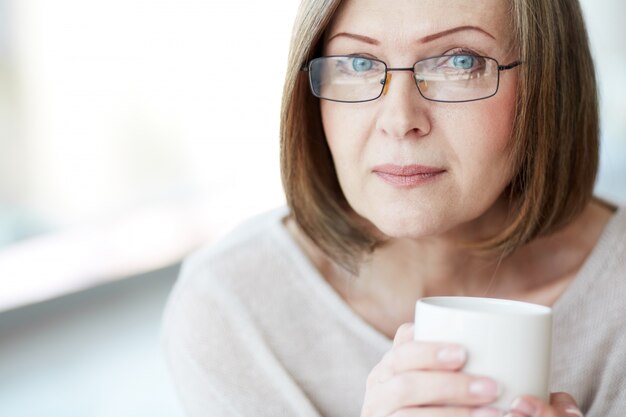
320,101,339,148
489,77,518,150
483,92,517,168
320,101,377,215
408,88,518,232
320,101,370,174
445,94,518,207
320,101,363,147
446,87,517,168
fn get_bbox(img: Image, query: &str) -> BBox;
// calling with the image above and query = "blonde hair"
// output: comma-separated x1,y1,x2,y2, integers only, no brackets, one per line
280,0,599,273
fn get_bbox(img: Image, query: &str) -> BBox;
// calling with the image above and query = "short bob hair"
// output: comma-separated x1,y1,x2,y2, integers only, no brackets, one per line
280,0,599,273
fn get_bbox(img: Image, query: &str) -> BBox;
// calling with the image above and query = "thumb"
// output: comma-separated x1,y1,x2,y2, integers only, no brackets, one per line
509,393,582,417
550,392,583,416
392,322,415,347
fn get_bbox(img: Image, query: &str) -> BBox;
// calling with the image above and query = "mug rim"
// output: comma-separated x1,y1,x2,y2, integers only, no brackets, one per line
416,296,552,316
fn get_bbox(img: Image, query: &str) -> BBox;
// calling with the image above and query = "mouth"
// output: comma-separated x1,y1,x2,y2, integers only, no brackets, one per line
372,164,446,188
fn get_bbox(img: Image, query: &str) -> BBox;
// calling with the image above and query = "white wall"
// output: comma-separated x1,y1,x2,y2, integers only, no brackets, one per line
10,0,296,227
580,0,626,202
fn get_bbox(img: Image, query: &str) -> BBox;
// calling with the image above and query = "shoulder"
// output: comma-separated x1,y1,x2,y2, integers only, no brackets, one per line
577,204,626,306
553,203,626,333
159,207,325,417
589,204,626,273
180,206,291,282
161,205,297,336
555,204,626,341
548,207,626,412
163,206,308,320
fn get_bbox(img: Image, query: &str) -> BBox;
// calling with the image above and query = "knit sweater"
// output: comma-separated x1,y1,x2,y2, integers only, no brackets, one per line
161,206,626,417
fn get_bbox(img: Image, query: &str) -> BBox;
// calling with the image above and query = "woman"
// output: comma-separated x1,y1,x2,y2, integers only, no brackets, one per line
161,0,626,416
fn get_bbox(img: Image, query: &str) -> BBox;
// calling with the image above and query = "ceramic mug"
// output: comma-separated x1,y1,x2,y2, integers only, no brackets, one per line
414,296,553,410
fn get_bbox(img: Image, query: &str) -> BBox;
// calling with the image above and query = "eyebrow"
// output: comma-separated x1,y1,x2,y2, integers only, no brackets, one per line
326,26,496,46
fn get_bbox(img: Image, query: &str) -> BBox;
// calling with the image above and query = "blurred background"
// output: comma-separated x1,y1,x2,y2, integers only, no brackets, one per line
0,0,624,416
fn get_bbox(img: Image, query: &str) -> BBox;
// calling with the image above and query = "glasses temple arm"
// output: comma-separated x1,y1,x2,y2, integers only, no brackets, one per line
498,61,523,71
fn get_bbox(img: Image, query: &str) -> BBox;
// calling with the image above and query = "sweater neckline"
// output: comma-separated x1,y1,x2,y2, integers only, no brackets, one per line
269,205,625,348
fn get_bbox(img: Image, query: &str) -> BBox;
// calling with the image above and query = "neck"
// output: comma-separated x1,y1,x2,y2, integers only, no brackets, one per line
359,239,499,298
337,196,509,301
345,199,613,308
285,200,614,341
286,199,614,312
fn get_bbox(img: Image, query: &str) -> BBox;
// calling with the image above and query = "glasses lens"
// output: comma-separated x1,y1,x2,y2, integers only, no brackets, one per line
309,56,386,102
414,55,499,102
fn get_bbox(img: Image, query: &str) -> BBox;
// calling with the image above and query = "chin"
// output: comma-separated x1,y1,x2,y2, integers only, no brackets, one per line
362,207,453,240
376,220,445,240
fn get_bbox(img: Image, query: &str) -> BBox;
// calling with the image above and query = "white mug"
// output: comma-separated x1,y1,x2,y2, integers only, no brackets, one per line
413,296,553,410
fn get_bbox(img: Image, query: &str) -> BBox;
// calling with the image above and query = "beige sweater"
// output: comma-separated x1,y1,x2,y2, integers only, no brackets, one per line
161,206,626,417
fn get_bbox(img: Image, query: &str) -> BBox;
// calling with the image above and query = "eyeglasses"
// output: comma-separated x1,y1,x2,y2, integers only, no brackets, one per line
302,54,522,103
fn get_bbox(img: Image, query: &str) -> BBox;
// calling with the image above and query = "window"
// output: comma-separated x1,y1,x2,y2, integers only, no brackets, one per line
0,0,624,312
0,0,296,311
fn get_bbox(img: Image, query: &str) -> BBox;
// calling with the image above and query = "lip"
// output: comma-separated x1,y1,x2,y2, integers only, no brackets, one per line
372,164,446,188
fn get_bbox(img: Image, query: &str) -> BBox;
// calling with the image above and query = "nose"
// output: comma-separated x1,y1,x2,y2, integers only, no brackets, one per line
375,69,431,140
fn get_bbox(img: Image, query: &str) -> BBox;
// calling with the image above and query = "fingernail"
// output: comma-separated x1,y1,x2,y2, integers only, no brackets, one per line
469,377,500,397
436,346,466,363
564,406,584,417
510,397,537,417
472,407,504,417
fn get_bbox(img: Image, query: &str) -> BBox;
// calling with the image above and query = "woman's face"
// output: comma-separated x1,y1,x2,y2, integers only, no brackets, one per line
321,0,519,239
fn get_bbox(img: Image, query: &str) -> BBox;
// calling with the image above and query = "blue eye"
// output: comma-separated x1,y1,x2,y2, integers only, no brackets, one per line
351,57,373,72
451,55,475,70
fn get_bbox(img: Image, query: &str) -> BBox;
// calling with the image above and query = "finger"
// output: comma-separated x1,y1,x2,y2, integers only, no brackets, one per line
368,341,466,388
504,413,526,417
375,341,466,384
508,393,582,417
507,395,546,417
365,357,393,392
388,406,505,417
365,323,415,390
370,370,500,416
393,322,416,347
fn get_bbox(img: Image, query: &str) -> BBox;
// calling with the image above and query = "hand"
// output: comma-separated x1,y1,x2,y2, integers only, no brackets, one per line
360,322,502,417
505,393,584,417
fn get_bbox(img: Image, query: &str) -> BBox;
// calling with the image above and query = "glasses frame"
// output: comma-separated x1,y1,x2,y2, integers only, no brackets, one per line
302,54,523,103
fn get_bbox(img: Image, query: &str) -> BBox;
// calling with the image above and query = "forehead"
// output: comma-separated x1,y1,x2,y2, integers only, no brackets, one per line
327,0,512,46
